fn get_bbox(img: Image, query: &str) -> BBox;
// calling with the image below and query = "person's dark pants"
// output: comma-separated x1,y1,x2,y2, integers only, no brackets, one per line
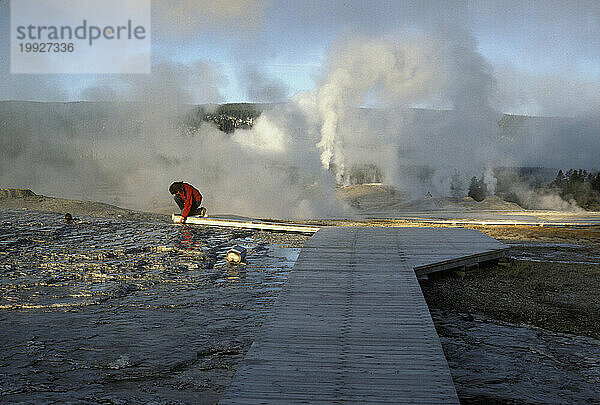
174,195,201,216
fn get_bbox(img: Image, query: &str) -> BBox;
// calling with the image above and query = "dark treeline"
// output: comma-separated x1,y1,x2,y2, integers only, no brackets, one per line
183,103,268,133
551,169,600,210
469,168,600,210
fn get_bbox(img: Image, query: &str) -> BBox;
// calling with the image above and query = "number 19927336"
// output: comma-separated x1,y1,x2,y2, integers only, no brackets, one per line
19,43,74,52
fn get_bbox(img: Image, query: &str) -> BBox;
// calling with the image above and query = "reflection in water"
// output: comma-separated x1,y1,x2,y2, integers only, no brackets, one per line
180,228,195,250
226,265,241,282
0,209,301,403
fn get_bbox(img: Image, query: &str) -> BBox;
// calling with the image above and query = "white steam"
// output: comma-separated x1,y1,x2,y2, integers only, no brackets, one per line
314,35,443,181
309,31,502,193
237,64,289,103
81,61,227,105
2,28,599,217
483,167,497,195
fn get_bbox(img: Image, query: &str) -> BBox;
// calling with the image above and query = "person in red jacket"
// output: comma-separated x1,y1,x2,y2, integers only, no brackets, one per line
169,181,205,223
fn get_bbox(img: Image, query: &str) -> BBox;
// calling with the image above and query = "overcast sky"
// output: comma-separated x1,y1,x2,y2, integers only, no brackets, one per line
1,0,599,116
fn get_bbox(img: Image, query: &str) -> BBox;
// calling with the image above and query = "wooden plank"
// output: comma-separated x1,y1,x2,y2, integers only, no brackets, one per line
171,213,320,234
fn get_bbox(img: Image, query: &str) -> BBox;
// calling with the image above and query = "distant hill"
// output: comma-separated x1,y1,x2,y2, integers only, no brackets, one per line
0,99,570,135
1,100,597,169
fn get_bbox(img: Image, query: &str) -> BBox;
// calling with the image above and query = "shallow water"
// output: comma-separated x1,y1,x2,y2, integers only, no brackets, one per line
2,209,599,404
0,209,301,403
508,241,600,264
432,310,600,404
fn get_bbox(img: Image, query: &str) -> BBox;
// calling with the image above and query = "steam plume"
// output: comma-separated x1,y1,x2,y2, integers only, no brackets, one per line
238,64,289,103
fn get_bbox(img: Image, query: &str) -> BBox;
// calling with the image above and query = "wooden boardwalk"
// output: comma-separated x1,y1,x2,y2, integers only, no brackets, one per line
220,227,508,404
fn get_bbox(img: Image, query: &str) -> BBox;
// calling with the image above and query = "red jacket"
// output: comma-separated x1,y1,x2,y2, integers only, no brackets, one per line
177,183,202,218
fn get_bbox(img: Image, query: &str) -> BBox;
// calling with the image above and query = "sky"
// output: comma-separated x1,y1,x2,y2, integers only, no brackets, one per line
1,0,600,116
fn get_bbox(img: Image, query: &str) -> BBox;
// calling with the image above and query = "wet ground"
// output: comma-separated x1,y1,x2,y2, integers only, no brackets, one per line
508,241,600,264
421,243,600,404
432,310,600,404
0,209,307,403
2,207,600,404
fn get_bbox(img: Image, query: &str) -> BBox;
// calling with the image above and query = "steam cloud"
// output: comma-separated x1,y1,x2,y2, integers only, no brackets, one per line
238,64,289,103
0,57,342,218
311,31,501,190
2,27,599,216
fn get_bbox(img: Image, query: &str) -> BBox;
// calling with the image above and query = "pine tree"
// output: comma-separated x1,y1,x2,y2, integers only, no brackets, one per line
553,169,565,188
468,176,487,202
593,173,600,192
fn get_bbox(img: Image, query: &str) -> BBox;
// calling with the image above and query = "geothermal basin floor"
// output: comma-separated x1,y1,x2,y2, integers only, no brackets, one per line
220,226,508,403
